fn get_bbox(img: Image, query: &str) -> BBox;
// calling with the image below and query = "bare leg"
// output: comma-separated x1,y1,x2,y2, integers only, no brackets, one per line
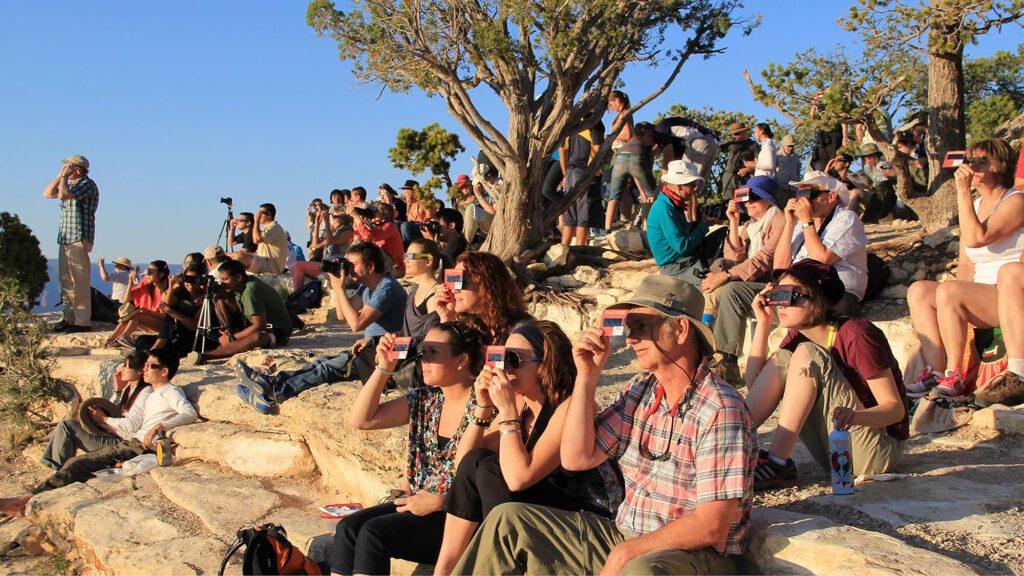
433,515,481,576
936,281,999,373
604,200,619,231
769,344,818,461
560,226,573,247
907,280,945,371
997,263,1024,359
227,251,255,269
744,357,784,428
574,226,588,247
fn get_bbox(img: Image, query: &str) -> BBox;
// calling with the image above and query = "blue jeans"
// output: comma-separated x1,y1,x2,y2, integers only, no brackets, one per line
400,221,422,247
271,353,351,402
607,152,657,201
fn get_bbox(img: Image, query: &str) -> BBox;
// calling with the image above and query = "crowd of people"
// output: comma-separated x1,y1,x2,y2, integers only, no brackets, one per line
20,95,1024,574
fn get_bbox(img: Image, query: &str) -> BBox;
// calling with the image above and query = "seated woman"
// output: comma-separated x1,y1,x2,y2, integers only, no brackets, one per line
331,318,491,576
291,208,355,291
906,138,1024,398
136,263,221,358
105,260,170,347
433,320,621,575
435,251,533,345
744,260,909,490
40,351,151,470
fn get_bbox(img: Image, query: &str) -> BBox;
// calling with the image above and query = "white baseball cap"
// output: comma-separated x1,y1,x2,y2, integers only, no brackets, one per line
789,170,850,206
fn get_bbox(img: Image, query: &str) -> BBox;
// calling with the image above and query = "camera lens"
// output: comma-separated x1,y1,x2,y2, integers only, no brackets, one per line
320,259,342,276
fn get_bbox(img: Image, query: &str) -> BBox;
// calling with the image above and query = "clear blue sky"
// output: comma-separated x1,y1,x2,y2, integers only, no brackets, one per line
1,1,1017,266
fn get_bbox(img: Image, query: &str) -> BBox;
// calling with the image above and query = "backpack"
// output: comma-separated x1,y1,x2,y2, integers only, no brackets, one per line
218,524,322,576
90,288,119,323
285,280,324,331
863,253,891,301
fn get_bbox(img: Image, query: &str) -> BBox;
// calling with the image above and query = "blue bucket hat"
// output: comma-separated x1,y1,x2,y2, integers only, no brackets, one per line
745,176,778,206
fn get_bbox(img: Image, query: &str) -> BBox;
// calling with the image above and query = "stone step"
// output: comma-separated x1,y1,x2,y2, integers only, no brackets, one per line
172,421,316,477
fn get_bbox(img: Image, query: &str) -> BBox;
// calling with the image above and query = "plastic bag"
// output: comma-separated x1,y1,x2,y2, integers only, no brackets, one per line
121,453,158,476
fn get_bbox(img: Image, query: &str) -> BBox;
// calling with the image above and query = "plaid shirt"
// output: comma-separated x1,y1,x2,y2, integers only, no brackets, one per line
595,362,758,556
58,176,99,245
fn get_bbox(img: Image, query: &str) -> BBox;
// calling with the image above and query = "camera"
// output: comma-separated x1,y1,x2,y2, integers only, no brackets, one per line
220,197,233,206
424,220,441,235
181,274,213,289
321,258,354,277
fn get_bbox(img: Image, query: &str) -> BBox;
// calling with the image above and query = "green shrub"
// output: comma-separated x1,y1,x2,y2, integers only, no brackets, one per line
0,212,49,307
0,276,61,428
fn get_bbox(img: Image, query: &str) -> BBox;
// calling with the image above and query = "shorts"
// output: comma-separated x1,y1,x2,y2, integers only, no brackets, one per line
249,255,274,274
562,167,593,228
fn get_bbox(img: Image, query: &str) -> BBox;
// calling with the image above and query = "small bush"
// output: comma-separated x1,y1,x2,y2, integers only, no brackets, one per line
0,276,61,428
0,212,49,307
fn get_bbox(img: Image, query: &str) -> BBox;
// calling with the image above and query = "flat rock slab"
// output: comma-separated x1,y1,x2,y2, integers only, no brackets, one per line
807,464,1024,548
173,421,316,477
749,508,972,575
150,464,282,536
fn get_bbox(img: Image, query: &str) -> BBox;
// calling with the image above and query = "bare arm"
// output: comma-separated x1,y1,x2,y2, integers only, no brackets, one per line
327,274,384,332
850,369,905,429
348,335,411,429
498,400,567,491
98,260,110,282
956,172,1024,248
232,313,267,340
956,243,975,282
561,326,611,471
251,213,264,244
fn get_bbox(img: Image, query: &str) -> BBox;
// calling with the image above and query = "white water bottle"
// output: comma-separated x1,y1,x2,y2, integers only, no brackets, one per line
828,420,855,495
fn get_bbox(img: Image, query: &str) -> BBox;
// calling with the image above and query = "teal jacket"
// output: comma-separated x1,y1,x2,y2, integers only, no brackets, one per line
646,193,709,267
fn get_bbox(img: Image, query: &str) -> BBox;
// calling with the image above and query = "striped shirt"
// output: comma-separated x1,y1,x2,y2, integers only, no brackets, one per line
595,362,757,556
58,176,99,245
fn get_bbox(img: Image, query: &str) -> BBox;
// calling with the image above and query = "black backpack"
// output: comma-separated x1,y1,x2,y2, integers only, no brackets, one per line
90,288,119,323
863,253,892,301
218,524,322,576
284,280,324,330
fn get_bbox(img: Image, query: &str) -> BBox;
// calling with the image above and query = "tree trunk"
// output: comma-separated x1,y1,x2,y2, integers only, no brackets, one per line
919,4,967,231
480,161,547,261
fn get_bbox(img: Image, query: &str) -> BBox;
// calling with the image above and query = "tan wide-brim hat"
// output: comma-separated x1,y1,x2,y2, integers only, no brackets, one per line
606,275,716,355
113,256,133,269
77,397,121,437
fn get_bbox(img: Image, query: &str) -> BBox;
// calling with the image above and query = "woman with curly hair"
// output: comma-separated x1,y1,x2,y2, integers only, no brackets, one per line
332,316,492,575
432,320,623,575
435,251,533,344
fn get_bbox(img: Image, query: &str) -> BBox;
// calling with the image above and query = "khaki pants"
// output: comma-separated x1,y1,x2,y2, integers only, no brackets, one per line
775,342,903,476
59,240,92,326
452,502,738,575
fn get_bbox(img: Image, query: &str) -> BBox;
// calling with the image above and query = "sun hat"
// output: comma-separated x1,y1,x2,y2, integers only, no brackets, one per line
62,155,90,170
77,398,121,437
660,160,704,186
781,135,796,146
113,256,133,269
771,259,845,305
789,170,850,206
856,142,882,157
606,275,716,354
402,179,419,190
728,122,748,136
745,176,779,206
455,174,471,187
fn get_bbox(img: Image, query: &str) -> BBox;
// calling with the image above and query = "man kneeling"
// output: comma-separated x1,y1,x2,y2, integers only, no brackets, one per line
453,275,758,575
0,349,196,517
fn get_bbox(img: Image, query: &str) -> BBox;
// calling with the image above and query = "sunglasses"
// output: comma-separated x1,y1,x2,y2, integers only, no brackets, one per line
404,252,432,261
144,362,165,369
636,383,698,461
964,156,990,168
146,268,159,275
796,188,826,199
503,349,543,371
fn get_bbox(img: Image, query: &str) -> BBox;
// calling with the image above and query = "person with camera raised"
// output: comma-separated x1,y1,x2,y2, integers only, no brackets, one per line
422,208,468,268
235,243,407,413
226,203,289,274
186,259,292,366
353,201,405,278
453,275,757,575
143,263,222,358
291,205,354,291
227,212,258,253
742,260,908,491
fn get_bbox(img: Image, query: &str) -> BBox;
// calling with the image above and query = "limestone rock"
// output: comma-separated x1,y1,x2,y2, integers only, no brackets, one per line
546,275,584,289
173,422,317,477
748,508,973,575
971,404,1024,435
150,464,282,534
946,239,959,255
923,226,956,249
601,250,625,261
572,265,601,285
544,244,570,268
0,517,47,556
607,229,645,253
889,267,910,284
880,285,909,300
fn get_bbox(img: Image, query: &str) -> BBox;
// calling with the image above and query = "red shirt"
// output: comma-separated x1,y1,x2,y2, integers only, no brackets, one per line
127,278,164,312
355,221,406,272
780,317,910,440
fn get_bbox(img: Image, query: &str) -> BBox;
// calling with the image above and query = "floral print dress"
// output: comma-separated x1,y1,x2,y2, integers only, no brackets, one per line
405,387,475,494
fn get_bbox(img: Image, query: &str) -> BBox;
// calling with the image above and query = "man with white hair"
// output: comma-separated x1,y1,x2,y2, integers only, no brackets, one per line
646,160,709,286
711,170,867,385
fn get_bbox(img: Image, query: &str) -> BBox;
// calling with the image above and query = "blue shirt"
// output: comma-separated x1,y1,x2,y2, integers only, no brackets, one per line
646,194,709,267
357,275,408,338
58,176,99,245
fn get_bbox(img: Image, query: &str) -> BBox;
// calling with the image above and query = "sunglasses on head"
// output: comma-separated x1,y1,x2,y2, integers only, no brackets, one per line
404,252,432,261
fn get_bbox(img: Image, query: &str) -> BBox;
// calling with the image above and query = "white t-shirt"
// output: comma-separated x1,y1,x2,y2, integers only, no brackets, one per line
966,189,1024,285
108,270,131,302
106,383,196,442
755,138,777,177
790,206,869,300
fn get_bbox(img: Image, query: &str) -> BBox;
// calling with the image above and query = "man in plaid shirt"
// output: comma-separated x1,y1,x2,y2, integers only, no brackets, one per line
454,276,757,575
44,155,99,333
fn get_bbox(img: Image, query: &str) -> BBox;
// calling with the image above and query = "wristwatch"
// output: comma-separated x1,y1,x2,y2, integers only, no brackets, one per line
801,221,814,231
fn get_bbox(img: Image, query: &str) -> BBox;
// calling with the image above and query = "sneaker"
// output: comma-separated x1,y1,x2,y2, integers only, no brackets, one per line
753,449,798,492
974,370,1024,408
236,382,277,415
927,371,967,399
235,360,273,396
906,367,941,398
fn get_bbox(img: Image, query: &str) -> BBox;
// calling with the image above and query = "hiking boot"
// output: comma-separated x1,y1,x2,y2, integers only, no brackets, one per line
974,370,1024,408
928,371,967,399
235,360,273,396
906,367,941,398
236,382,277,415
753,449,798,492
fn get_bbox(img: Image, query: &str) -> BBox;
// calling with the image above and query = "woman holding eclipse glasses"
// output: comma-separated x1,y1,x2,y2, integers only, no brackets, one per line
435,251,533,344
432,320,621,575
743,259,909,491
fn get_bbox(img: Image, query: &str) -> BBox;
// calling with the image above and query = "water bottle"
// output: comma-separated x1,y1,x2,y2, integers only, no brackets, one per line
155,430,175,467
828,420,855,495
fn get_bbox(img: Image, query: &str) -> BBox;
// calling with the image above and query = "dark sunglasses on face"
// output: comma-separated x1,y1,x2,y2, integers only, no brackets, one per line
146,268,159,275
964,156,989,168
144,362,164,369
502,349,543,371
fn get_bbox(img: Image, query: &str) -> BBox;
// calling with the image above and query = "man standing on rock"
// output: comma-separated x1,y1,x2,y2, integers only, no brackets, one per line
44,155,99,333
0,349,196,517
453,276,758,575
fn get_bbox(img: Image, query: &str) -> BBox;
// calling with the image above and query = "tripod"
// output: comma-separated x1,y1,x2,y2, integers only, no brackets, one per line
215,204,234,253
192,281,221,355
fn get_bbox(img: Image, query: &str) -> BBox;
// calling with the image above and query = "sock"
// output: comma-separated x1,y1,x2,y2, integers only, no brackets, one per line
1007,358,1024,378
768,453,788,467
944,369,958,378
701,312,715,327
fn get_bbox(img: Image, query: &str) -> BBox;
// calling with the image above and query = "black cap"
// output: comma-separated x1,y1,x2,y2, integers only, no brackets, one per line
402,179,419,190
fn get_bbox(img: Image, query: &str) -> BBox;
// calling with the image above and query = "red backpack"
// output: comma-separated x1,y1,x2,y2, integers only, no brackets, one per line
218,524,322,575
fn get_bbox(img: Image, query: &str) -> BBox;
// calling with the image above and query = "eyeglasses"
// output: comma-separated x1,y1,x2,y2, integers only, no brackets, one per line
503,349,543,371
404,252,432,261
965,156,990,168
